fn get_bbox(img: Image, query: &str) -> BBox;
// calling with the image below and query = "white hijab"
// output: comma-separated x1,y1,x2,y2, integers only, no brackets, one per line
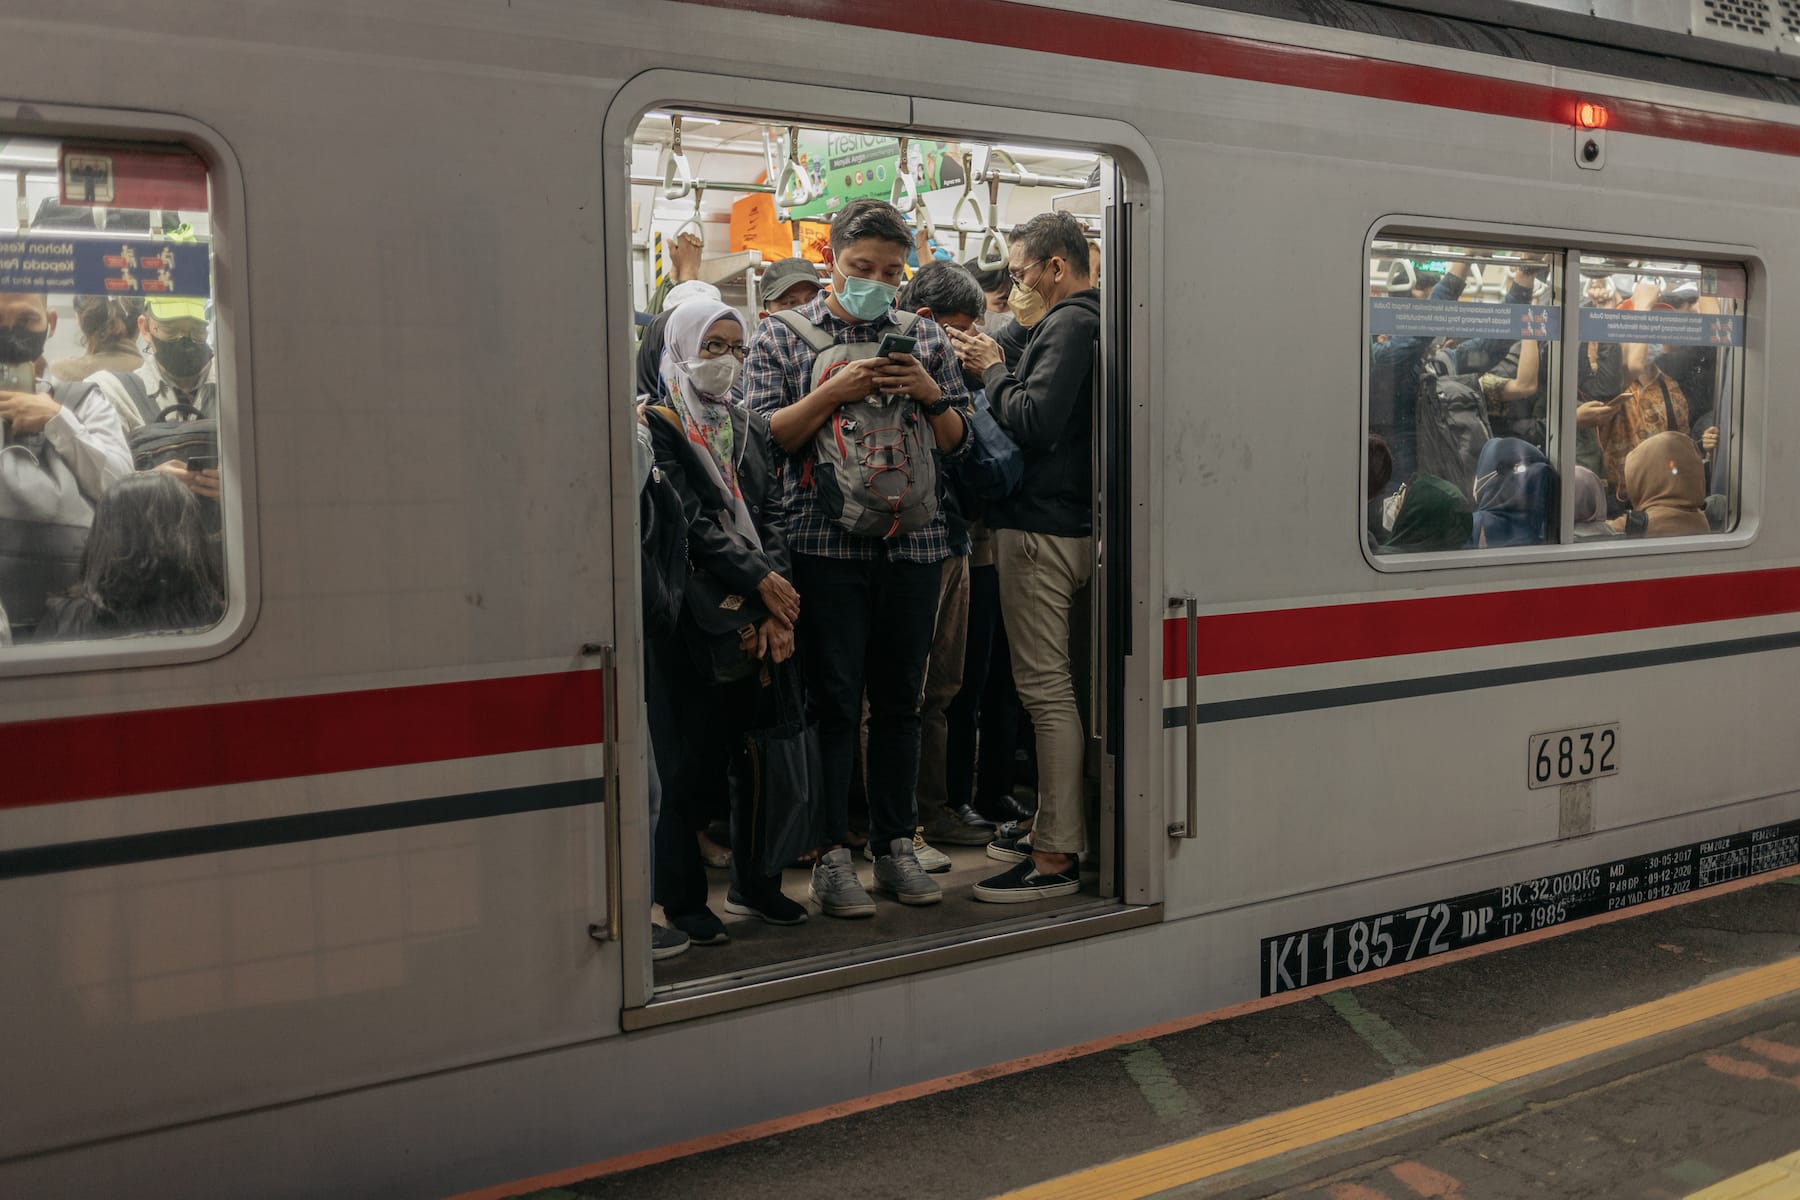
658,299,760,549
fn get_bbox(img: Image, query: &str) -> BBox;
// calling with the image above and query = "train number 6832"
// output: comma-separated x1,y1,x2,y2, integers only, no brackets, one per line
1528,723,1619,790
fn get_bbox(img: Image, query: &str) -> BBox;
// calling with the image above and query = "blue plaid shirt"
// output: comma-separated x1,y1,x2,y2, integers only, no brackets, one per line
737,295,971,563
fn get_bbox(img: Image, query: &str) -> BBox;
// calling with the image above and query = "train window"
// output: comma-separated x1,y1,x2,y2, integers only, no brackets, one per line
1574,256,1744,540
0,135,229,656
1367,238,1562,554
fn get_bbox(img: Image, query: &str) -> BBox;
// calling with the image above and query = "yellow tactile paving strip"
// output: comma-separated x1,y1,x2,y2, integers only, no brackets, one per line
999,956,1800,1200
1686,1150,1800,1199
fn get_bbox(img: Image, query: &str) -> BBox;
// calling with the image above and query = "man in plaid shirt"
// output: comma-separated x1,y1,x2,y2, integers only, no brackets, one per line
737,198,971,919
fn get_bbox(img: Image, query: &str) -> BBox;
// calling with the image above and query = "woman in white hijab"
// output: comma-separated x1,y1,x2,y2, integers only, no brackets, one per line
643,298,808,943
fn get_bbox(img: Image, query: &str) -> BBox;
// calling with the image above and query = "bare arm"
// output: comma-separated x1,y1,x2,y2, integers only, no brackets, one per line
1500,338,1541,402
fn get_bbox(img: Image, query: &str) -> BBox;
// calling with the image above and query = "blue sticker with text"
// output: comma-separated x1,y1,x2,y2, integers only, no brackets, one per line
0,236,209,298
1578,307,1742,348
1369,298,1561,341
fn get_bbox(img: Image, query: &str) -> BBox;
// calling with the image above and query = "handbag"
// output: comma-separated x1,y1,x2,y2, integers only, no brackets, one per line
680,567,768,683
732,663,824,878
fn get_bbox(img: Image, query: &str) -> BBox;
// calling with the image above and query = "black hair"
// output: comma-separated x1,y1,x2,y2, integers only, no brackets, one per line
828,197,913,253
73,295,144,349
1011,211,1091,280
897,260,984,320
963,257,1010,298
1367,435,1393,500
77,472,224,633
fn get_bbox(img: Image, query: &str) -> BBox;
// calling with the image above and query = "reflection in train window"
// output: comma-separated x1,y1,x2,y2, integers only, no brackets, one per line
1367,238,1562,553
0,135,224,648
1574,256,1744,540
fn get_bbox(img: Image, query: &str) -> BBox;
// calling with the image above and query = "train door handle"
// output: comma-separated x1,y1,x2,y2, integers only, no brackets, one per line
1169,596,1198,840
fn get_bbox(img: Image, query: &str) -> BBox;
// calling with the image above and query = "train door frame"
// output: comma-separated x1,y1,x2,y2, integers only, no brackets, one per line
603,72,1167,1027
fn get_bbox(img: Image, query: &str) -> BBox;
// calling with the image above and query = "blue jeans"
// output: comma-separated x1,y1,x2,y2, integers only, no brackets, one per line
793,553,942,850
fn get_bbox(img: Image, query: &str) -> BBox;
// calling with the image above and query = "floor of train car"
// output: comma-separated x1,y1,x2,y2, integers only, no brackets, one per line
653,841,1097,988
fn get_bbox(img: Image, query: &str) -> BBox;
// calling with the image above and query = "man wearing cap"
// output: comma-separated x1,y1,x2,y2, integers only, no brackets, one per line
90,296,219,501
0,291,133,636
758,257,821,319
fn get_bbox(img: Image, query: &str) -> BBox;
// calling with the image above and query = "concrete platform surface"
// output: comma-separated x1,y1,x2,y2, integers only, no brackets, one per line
500,872,1800,1200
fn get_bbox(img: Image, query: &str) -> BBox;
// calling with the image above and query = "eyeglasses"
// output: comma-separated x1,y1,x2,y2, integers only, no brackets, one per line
1007,259,1045,287
698,339,750,360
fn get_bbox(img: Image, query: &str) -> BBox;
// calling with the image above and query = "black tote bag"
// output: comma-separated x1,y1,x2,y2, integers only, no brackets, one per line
732,663,824,878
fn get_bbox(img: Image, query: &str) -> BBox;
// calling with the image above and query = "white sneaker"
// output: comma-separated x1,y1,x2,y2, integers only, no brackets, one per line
871,837,943,906
864,829,951,873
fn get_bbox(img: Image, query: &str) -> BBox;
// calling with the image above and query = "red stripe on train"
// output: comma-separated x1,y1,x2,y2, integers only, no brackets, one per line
3,670,604,810
682,0,1800,158
1163,565,1800,680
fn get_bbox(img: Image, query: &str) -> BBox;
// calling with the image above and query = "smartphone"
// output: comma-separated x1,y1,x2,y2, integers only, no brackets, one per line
184,454,219,472
0,362,31,394
875,333,918,360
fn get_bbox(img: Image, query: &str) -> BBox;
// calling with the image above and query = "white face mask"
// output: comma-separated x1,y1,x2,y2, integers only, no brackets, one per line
685,354,740,398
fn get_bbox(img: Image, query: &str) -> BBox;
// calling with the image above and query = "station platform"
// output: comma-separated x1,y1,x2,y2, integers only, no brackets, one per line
470,869,1800,1200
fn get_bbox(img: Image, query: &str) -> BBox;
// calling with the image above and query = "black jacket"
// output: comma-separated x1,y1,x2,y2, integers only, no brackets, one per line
646,404,792,593
982,289,1101,537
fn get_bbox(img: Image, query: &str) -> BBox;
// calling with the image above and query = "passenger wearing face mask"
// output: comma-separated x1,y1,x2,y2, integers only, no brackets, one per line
0,291,133,638
965,258,1027,371
738,197,972,920
90,297,220,503
945,211,1101,904
643,299,805,944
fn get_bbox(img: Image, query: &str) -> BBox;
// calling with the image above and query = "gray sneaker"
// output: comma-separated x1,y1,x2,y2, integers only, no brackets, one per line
872,837,944,906
809,847,876,919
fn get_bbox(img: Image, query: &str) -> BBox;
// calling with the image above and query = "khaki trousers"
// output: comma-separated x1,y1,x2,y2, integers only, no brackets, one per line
994,528,1093,855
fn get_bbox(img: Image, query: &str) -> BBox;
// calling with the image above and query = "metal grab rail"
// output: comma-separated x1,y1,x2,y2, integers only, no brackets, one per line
661,115,694,200
1169,597,1199,840
976,174,1008,270
889,135,920,214
631,174,774,195
672,187,706,248
774,125,816,218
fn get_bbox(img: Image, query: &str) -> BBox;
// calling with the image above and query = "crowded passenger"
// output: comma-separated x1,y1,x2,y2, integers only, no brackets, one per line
0,291,134,638
1572,466,1614,539
894,261,1000,848
635,277,724,404
1469,437,1554,548
1369,260,1470,488
946,210,1100,903
37,471,223,639
1380,474,1472,552
1608,431,1710,538
89,296,221,507
759,256,821,317
644,298,806,944
48,296,143,384
739,197,971,917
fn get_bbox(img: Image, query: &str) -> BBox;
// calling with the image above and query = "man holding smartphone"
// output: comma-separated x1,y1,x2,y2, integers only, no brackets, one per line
739,198,970,918
91,296,219,501
0,291,133,637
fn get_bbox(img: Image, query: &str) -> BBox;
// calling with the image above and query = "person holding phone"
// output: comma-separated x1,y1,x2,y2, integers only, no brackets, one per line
737,197,972,919
90,296,220,502
0,291,134,639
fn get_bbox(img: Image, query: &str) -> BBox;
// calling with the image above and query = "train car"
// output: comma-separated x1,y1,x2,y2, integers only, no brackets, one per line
4,1,1799,1195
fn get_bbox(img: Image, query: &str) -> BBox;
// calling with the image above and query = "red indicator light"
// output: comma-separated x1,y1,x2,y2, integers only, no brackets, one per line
1577,102,1610,130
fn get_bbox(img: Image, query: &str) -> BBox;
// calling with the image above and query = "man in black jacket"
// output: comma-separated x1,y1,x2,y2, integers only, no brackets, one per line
946,212,1099,903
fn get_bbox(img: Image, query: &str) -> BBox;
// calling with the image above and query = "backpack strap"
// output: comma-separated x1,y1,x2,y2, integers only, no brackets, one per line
890,310,920,334
110,370,159,427
1654,375,1676,431
769,308,838,354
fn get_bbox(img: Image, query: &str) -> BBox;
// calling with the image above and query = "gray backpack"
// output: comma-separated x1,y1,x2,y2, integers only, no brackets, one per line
770,308,939,539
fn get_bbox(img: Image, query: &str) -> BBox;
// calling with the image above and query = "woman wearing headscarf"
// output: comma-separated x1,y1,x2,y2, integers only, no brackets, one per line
1380,473,1472,553
1469,437,1555,549
643,299,807,946
1609,431,1711,538
1571,466,1614,539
